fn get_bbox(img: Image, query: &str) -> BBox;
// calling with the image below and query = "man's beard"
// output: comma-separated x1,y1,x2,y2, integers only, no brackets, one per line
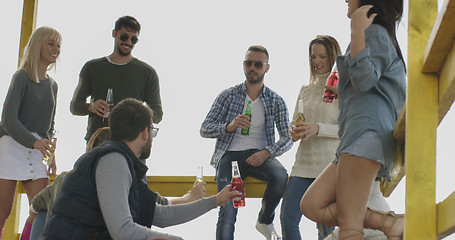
139,135,152,159
245,71,264,84
116,45,132,56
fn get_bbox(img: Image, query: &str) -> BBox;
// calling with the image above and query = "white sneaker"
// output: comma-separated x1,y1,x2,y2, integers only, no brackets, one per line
255,220,282,240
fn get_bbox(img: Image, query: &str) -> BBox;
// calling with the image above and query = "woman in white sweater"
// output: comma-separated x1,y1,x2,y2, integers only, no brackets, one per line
280,35,341,240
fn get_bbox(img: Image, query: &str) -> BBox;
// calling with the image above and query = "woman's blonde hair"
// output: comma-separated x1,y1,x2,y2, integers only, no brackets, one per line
86,127,111,152
19,26,62,83
308,35,341,83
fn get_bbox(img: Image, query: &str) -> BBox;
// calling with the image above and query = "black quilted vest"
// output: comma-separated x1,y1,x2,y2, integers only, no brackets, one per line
40,139,157,240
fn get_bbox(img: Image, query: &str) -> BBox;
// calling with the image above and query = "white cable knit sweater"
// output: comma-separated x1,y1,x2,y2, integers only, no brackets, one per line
290,72,340,178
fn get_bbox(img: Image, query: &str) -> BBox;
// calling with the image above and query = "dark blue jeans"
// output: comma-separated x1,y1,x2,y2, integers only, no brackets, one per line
280,176,334,240
215,149,288,240
30,211,47,240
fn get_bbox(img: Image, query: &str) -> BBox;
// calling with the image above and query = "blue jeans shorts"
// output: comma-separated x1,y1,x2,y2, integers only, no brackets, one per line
335,130,385,166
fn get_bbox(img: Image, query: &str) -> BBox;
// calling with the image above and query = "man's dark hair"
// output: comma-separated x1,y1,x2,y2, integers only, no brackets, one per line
109,98,153,142
114,16,141,34
247,45,269,62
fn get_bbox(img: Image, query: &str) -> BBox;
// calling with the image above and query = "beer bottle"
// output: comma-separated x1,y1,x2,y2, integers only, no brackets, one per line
294,100,305,140
194,166,204,187
103,88,114,122
296,99,305,123
241,100,252,135
231,161,245,208
323,64,339,103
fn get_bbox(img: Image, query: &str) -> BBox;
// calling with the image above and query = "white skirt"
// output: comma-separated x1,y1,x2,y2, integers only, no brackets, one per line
0,133,48,181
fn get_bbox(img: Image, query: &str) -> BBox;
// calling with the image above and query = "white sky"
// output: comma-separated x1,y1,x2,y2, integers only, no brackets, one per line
2,0,454,239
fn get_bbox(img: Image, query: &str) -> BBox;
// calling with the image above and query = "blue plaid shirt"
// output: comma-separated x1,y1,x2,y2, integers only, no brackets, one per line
200,82,292,168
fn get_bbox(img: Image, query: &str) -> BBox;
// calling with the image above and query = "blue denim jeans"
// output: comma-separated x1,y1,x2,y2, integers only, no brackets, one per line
215,149,288,240
30,211,47,240
280,177,334,240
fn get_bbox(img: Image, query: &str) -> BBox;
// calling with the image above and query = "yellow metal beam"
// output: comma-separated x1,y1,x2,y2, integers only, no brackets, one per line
406,0,439,240
422,0,455,73
15,175,266,198
437,191,455,239
3,184,24,240
147,176,266,198
17,0,39,67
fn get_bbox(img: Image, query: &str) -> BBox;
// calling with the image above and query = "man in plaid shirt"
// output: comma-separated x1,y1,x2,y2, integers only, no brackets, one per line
200,45,292,240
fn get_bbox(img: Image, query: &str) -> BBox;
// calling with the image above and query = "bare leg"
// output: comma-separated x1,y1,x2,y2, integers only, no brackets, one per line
301,162,338,226
22,178,48,220
336,154,380,239
301,155,403,240
0,179,17,231
22,178,49,204
17,178,48,238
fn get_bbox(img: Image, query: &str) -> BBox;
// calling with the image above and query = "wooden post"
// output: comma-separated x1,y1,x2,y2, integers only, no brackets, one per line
3,183,24,240
17,0,39,67
405,0,438,239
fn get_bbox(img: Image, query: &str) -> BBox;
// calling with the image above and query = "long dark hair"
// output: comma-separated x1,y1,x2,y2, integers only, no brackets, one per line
360,0,406,71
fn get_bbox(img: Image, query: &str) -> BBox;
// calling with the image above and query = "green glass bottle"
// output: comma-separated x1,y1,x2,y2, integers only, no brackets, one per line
241,100,252,135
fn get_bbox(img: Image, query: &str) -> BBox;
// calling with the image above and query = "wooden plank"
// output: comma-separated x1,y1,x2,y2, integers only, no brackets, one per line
380,144,405,197
422,0,455,73
438,43,455,124
18,175,267,198
437,191,455,239
406,0,439,239
147,175,266,198
393,102,407,144
380,103,406,196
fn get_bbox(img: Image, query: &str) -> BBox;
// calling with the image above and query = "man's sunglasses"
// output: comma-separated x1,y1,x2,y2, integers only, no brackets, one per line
147,126,159,138
119,34,139,44
243,60,268,70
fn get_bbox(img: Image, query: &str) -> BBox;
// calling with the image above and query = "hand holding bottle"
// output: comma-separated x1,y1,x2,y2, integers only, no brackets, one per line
324,85,338,97
240,100,252,135
216,184,241,207
188,182,207,200
291,122,320,141
33,138,55,159
226,114,251,133
88,99,110,117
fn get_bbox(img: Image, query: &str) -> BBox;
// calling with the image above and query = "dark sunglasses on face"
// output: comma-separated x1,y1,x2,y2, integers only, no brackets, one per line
147,126,159,138
119,34,139,44
243,60,268,69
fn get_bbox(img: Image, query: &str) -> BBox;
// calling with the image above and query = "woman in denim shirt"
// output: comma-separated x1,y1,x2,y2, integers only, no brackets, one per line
301,0,406,239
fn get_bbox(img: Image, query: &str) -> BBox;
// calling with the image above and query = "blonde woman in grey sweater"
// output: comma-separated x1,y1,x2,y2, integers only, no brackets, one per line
280,35,341,240
0,27,61,239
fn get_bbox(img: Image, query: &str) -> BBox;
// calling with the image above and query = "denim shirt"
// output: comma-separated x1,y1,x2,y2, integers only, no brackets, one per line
336,24,406,179
200,82,292,168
